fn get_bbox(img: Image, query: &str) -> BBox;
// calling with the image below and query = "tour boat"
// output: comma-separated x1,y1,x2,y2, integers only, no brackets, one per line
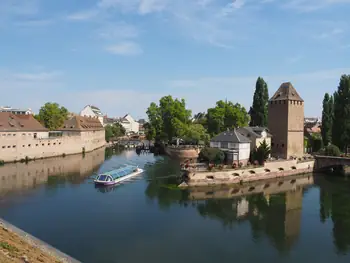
94,165,144,186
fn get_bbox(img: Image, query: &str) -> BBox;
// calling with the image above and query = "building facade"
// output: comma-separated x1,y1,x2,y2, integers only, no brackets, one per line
268,82,304,159
0,106,33,115
119,114,139,134
0,113,105,163
237,127,272,151
210,129,251,165
80,105,104,126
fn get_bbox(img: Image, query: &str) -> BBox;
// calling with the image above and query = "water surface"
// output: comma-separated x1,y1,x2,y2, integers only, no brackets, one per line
1,148,350,263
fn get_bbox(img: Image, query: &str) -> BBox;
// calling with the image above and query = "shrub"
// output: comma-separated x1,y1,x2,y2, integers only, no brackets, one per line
232,163,237,169
251,139,271,165
324,144,341,157
0,160,4,166
199,147,225,164
62,153,66,158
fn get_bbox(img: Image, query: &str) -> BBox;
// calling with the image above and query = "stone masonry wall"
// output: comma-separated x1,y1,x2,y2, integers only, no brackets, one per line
0,130,105,162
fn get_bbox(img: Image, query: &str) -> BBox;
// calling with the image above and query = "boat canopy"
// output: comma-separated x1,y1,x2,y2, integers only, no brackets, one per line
99,165,138,180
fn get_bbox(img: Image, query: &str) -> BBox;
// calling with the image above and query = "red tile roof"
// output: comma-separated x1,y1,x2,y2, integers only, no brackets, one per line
59,116,104,131
0,112,48,132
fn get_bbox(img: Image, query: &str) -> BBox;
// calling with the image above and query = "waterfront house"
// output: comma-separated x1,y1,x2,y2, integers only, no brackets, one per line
119,114,139,135
103,115,119,127
80,105,104,126
237,127,272,151
210,129,251,165
0,113,105,163
59,115,105,152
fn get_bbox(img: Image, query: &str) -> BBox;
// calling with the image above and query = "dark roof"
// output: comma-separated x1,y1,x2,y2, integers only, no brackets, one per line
270,82,304,102
59,116,104,131
211,129,251,143
0,112,48,132
237,127,272,138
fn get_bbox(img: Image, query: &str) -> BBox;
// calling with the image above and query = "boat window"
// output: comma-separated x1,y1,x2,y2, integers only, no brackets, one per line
98,175,108,181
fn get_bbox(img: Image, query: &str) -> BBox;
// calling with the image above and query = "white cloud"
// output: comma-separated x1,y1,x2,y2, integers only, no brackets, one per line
11,71,63,82
66,10,99,21
282,0,350,12
106,42,143,55
97,21,139,39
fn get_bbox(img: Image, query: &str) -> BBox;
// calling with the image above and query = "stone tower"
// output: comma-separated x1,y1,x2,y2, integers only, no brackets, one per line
268,82,304,159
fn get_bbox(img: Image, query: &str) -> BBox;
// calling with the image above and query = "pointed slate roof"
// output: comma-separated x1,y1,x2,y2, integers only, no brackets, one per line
211,129,251,143
270,82,304,102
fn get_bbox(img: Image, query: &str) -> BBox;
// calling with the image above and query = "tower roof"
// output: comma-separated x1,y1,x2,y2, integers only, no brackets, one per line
270,82,304,102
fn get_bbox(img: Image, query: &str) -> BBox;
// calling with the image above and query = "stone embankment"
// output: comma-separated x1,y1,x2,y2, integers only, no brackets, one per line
179,159,315,187
0,219,80,263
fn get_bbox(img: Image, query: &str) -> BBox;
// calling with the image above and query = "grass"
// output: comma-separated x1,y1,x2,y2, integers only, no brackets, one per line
0,241,19,253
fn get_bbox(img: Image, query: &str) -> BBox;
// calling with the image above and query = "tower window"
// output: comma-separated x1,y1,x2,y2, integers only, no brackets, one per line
277,144,279,148
271,143,274,147
283,100,286,104
282,144,285,148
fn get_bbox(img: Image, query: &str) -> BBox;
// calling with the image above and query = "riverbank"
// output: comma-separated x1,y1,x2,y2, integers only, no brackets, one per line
0,219,80,263
179,159,315,187
165,146,201,159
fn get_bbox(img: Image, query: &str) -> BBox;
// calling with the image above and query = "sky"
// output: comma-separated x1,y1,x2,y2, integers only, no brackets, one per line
1,0,350,120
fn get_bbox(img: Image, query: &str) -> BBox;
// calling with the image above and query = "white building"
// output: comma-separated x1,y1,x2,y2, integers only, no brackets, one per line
210,129,251,166
80,105,104,126
119,114,139,134
0,106,33,115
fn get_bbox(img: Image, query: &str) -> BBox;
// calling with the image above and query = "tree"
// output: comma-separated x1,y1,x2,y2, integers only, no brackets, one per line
183,124,210,145
321,93,333,146
36,102,68,130
193,112,207,128
146,96,192,142
249,77,269,127
105,123,126,142
332,75,350,152
323,144,341,157
207,100,249,136
251,139,271,165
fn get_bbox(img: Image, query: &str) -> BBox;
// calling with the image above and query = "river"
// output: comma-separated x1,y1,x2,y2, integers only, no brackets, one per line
1,147,350,263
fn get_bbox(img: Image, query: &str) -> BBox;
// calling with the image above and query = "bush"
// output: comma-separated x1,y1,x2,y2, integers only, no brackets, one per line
199,147,225,164
323,144,341,157
0,160,4,166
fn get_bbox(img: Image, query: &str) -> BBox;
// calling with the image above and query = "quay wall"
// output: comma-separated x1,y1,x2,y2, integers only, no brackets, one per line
181,160,315,187
0,130,105,163
165,146,201,159
0,218,81,263
0,147,105,196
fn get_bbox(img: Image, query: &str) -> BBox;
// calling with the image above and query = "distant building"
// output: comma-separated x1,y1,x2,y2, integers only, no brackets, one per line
119,114,139,134
80,105,104,126
103,115,119,127
268,82,304,159
138,119,146,135
0,106,33,115
237,127,272,151
210,129,251,165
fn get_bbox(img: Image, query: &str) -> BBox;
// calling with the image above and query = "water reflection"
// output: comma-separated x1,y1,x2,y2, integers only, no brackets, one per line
0,147,105,196
316,176,350,254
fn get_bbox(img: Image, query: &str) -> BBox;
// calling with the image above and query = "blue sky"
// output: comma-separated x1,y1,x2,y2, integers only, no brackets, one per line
1,0,350,119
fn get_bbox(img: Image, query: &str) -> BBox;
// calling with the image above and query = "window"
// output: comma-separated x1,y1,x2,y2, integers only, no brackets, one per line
42,143,44,146
34,133,37,139
48,143,50,146
13,145,16,148
271,143,274,147
53,143,56,145
13,134,16,136
22,133,26,136
277,144,279,148
59,142,61,145
2,134,5,136
7,146,10,148
7,133,11,136
28,144,31,147
282,144,284,148
22,145,25,147
36,144,38,147
2,146,5,149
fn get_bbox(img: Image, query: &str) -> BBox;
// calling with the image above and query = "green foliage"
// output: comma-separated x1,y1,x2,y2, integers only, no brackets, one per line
0,159,4,166
36,102,68,130
251,139,271,165
333,75,350,151
322,144,341,157
193,112,207,128
207,100,250,137
182,124,210,145
199,147,225,164
312,137,324,152
105,123,126,142
321,93,333,146
146,96,191,142
0,241,19,253
249,77,269,127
